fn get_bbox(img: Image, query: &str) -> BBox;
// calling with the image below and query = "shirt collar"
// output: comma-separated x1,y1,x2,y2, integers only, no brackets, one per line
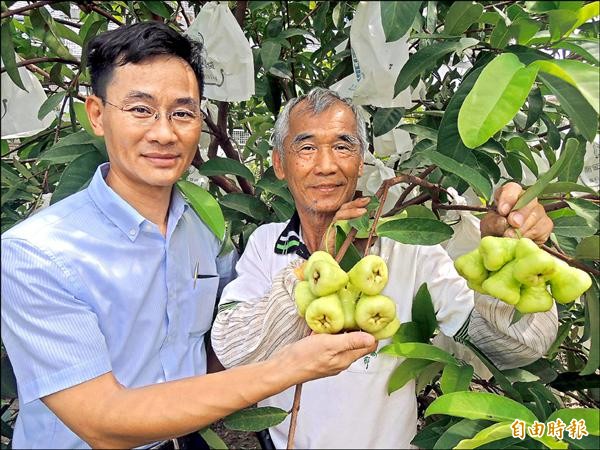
87,163,189,241
274,211,311,260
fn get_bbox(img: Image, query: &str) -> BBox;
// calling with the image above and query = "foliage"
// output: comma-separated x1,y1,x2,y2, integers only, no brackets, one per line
1,1,599,448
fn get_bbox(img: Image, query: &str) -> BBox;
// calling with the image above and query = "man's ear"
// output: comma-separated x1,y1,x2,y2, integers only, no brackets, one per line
273,149,286,180
358,155,364,177
85,95,105,137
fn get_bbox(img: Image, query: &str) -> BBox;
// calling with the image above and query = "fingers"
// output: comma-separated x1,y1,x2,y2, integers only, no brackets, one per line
334,197,370,222
480,211,509,237
494,182,522,216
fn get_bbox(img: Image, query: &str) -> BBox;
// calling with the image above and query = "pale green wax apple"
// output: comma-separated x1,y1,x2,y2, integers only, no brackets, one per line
515,283,553,314
304,294,345,334
479,236,518,271
307,259,349,297
371,317,401,340
454,248,489,286
548,259,593,304
481,259,521,305
294,280,316,317
348,254,389,296
338,282,361,330
355,294,397,333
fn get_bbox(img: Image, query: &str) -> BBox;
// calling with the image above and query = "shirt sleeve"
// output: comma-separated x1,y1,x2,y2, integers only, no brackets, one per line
211,259,309,368
1,238,112,405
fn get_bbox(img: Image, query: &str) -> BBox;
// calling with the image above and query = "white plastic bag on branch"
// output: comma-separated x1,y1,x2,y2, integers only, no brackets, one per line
1,64,53,139
349,1,412,108
442,187,482,261
579,138,599,191
356,152,404,214
185,1,254,102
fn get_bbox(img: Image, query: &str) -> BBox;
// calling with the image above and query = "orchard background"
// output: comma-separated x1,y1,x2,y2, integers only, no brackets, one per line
1,1,599,449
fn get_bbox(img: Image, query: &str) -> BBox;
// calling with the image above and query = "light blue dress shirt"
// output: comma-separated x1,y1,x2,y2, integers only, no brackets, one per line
1,163,237,449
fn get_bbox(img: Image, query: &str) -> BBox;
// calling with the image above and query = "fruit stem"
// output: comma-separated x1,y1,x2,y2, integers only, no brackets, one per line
286,383,303,449
365,183,389,256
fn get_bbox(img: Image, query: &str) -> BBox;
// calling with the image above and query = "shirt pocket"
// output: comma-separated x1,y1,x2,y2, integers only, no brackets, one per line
186,274,220,337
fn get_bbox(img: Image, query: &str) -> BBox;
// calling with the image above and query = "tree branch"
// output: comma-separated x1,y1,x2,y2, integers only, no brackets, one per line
89,2,124,26
1,57,80,74
1,0,53,19
541,245,600,276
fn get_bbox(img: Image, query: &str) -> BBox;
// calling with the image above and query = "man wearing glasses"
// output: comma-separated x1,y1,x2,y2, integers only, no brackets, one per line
0,22,377,449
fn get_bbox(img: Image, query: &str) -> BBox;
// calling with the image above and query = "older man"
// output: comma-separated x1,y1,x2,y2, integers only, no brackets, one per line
0,27,377,450
212,87,558,449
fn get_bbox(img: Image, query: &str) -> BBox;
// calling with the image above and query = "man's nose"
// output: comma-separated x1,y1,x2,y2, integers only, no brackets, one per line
314,147,338,175
145,114,177,144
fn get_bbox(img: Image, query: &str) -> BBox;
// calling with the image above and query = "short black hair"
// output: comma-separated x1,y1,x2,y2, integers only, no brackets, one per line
87,21,204,99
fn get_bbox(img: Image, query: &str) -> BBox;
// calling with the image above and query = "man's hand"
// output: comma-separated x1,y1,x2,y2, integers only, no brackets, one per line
480,182,553,244
277,331,377,382
320,197,371,254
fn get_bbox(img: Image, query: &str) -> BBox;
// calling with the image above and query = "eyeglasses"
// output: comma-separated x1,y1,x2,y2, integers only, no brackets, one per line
103,99,202,130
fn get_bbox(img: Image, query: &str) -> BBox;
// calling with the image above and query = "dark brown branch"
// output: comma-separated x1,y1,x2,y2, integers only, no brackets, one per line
394,165,437,209
25,64,86,101
286,383,303,450
1,57,80,74
541,245,600,276
1,0,53,19
89,3,124,26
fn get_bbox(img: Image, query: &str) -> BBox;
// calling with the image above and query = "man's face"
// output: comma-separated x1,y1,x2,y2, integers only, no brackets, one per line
273,102,364,216
88,55,201,191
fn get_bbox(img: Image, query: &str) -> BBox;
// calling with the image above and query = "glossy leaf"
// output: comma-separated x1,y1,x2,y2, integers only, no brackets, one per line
425,391,538,423
198,157,256,184
380,1,422,42
541,114,561,149
73,101,96,137
394,38,479,95
580,280,599,375
38,91,66,120
458,53,538,149
223,406,288,432
398,124,438,142
541,181,598,196
51,151,106,204
260,40,281,71
393,321,428,344
547,408,599,436
531,60,599,113
525,86,543,130
177,180,226,241
538,72,598,142
434,419,493,450
412,283,437,340
575,236,600,260
514,138,578,210
513,17,542,45
440,363,473,394
444,1,484,35
376,217,454,245
220,193,271,222
199,428,228,450
143,1,172,18
387,358,433,394
553,215,596,238
1,21,26,91
380,342,459,365
373,107,405,137
566,198,599,230
455,421,514,449
412,416,456,449
334,226,362,272
421,150,492,201
490,20,512,49
40,130,104,164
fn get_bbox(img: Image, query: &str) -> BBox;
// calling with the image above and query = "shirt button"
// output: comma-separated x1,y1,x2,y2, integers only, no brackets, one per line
129,228,136,236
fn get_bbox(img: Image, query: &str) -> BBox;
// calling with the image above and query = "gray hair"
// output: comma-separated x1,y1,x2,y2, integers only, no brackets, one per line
272,87,368,159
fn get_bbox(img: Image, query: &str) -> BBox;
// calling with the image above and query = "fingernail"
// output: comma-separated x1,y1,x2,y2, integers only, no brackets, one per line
498,203,509,215
512,213,524,227
505,229,516,238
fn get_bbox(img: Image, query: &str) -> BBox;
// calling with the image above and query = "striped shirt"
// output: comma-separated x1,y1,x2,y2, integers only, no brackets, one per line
1,163,237,449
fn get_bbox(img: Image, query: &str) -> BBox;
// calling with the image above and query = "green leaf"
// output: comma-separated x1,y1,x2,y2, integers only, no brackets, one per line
547,408,599,436
38,91,66,120
334,226,362,272
380,342,459,365
51,151,106,204
29,8,75,60
394,38,479,95
73,101,96,137
1,354,17,398
506,136,538,177
576,236,600,260
542,181,598,196
199,428,228,449
376,217,454,245
398,124,438,142
552,40,599,65
198,157,256,184
373,107,405,137
177,180,225,241
490,20,513,49
220,193,271,222
380,1,422,42
416,361,445,393
531,60,599,113
538,72,598,142
553,215,596,237
541,114,561,150
421,150,492,201
412,283,437,340
513,17,542,45
440,363,474,394
434,419,493,450
405,205,436,219
1,21,27,91
223,406,288,432
580,280,599,375
558,139,586,183
514,138,578,210
458,53,538,149
261,40,282,71
143,1,172,18
525,86,543,130
412,416,456,449
393,321,427,344
387,358,433,394
271,197,294,221
444,1,484,35
549,2,600,41
454,421,515,450
425,392,538,423
566,198,599,230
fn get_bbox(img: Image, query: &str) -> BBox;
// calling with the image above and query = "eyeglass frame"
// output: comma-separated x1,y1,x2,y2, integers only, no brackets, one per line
101,98,203,129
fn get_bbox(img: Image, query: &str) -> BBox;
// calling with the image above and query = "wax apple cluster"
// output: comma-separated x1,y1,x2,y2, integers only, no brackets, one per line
294,251,400,339
455,236,592,313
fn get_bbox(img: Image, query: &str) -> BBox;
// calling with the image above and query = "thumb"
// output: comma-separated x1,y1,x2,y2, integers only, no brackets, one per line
341,331,376,352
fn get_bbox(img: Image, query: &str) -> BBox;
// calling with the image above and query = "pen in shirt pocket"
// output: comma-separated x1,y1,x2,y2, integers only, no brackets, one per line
192,261,215,288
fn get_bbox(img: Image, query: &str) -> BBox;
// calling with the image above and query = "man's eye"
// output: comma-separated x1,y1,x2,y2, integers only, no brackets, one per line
171,110,196,120
128,105,154,116
300,146,316,152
